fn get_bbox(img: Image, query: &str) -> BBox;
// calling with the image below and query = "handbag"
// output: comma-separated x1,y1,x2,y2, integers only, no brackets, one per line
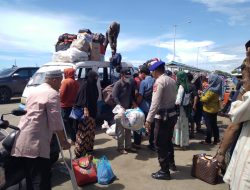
2,130,19,153
72,155,97,186
97,156,116,185
191,153,220,185
69,107,84,121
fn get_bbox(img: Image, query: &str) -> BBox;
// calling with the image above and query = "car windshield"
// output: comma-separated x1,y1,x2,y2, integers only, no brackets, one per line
27,72,46,86
0,68,15,76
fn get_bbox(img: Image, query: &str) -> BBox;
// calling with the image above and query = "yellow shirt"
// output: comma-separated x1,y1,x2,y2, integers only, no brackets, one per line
200,90,220,113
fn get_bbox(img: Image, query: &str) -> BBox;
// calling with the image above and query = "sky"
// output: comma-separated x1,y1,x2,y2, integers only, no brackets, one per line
0,0,250,73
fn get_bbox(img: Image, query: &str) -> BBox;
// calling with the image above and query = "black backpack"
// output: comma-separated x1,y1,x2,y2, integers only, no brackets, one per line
110,53,122,68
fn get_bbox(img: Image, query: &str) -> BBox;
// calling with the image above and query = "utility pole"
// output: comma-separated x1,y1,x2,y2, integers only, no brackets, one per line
172,20,191,62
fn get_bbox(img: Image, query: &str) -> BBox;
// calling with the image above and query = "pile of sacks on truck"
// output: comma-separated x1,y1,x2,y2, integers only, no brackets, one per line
53,29,106,63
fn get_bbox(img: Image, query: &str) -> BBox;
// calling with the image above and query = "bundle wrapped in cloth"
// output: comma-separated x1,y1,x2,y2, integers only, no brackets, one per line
112,105,145,131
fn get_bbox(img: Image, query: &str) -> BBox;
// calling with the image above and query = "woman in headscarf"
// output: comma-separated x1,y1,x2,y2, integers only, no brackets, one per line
74,70,99,158
200,73,223,145
173,71,190,149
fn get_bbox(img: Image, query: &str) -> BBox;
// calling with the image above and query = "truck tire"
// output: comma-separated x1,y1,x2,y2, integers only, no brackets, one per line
0,87,11,104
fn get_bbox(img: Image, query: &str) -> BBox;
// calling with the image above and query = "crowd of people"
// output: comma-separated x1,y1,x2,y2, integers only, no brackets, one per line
8,40,250,190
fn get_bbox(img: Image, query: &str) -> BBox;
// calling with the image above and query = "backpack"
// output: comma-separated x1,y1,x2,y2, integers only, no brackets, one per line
143,86,153,102
102,83,116,107
110,53,122,68
182,92,191,106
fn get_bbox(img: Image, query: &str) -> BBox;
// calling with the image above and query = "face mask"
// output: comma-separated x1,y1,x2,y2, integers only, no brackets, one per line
123,77,130,83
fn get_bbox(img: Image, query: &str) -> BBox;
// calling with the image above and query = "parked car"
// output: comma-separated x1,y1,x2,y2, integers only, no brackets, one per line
0,66,39,103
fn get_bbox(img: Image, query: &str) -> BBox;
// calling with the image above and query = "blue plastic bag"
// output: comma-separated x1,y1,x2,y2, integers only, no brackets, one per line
97,156,116,185
69,106,84,121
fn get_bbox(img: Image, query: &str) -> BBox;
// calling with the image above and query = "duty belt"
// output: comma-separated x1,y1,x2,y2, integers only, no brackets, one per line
155,107,177,121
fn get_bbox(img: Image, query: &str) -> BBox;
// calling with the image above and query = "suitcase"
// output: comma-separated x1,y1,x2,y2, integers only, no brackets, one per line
72,155,97,186
191,153,220,185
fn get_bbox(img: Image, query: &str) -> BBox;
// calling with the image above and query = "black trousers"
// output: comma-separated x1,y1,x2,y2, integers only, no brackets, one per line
154,116,177,172
133,112,155,146
203,111,219,143
61,107,76,142
18,157,51,190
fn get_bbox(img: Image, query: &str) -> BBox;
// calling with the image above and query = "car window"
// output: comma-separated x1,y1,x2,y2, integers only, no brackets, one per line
0,68,15,76
76,67,92,79
15,69,29,78
27,72,45,86
30,69,38,76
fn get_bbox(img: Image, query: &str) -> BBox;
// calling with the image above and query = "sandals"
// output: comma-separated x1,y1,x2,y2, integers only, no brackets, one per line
117,149,128,154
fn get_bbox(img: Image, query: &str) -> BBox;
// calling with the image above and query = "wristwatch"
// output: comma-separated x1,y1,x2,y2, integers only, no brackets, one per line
240,86,246,95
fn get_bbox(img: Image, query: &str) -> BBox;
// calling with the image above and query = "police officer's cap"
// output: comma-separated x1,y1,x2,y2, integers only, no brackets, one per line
149,61,165,71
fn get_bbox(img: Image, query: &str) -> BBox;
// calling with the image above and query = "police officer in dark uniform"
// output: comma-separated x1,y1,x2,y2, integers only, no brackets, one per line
144,60,178,180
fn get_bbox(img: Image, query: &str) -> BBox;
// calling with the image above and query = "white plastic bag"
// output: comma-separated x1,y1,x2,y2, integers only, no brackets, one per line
112,105,125,114
77,33,93,43
52,47,89,63
106,124,116,136
102,120,116,136
70,38,90,52
124,108,145,131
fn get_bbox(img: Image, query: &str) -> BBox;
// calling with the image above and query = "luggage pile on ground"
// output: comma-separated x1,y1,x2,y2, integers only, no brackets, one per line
53,29,106,63
73,154,116,186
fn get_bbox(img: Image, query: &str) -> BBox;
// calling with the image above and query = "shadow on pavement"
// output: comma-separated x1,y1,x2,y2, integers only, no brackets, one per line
134,145,157,161
187,142,216,151
94,138,112,146
171,164,194,180
79,183,125,190
91,146,122,161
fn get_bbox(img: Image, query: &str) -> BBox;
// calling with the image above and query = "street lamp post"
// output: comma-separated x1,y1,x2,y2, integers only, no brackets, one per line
173,24,177,61
196,47,200,69
172,20,191,61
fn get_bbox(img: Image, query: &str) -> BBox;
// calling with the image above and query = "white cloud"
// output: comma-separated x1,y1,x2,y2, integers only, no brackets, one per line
192,0,250,25
152,38,242,72
0,7,109,54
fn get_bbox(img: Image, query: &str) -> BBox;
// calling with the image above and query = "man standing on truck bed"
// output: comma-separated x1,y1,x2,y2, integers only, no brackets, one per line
103,21,120,56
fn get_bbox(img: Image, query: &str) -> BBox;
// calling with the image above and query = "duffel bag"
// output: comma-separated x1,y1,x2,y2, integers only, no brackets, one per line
191,153,220,185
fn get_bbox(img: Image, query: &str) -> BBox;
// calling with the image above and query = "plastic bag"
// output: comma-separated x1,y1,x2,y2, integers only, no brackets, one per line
52,47,89,63
124,108,145,131
70,38,90,52
112,105,125,114
97,156,116,185
69,107,84,121
106,124,116,136
102,121,116,136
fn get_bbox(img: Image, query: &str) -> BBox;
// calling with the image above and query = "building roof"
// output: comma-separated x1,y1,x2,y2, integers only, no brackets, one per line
166,61,210,73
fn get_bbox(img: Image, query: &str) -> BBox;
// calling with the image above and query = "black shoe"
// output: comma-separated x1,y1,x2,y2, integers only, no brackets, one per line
151,170,171,180
147,144,156,151
169,163,177,171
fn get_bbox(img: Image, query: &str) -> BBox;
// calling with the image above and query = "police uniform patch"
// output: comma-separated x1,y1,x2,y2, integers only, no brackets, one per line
153,84,157,92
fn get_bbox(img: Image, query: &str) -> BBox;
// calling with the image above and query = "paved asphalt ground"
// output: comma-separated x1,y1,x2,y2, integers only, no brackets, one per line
1,98,228,190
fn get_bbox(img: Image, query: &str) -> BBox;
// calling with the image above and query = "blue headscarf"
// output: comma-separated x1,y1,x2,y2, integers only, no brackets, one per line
204,74,223,96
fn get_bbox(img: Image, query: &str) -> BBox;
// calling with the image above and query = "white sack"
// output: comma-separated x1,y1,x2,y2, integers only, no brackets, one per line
52,47,89,63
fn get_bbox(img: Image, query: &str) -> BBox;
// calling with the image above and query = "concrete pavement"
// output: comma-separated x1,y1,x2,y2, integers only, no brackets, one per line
1,100,228,190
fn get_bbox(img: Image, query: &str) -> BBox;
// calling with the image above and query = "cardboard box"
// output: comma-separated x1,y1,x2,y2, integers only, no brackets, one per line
90,42,101,61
